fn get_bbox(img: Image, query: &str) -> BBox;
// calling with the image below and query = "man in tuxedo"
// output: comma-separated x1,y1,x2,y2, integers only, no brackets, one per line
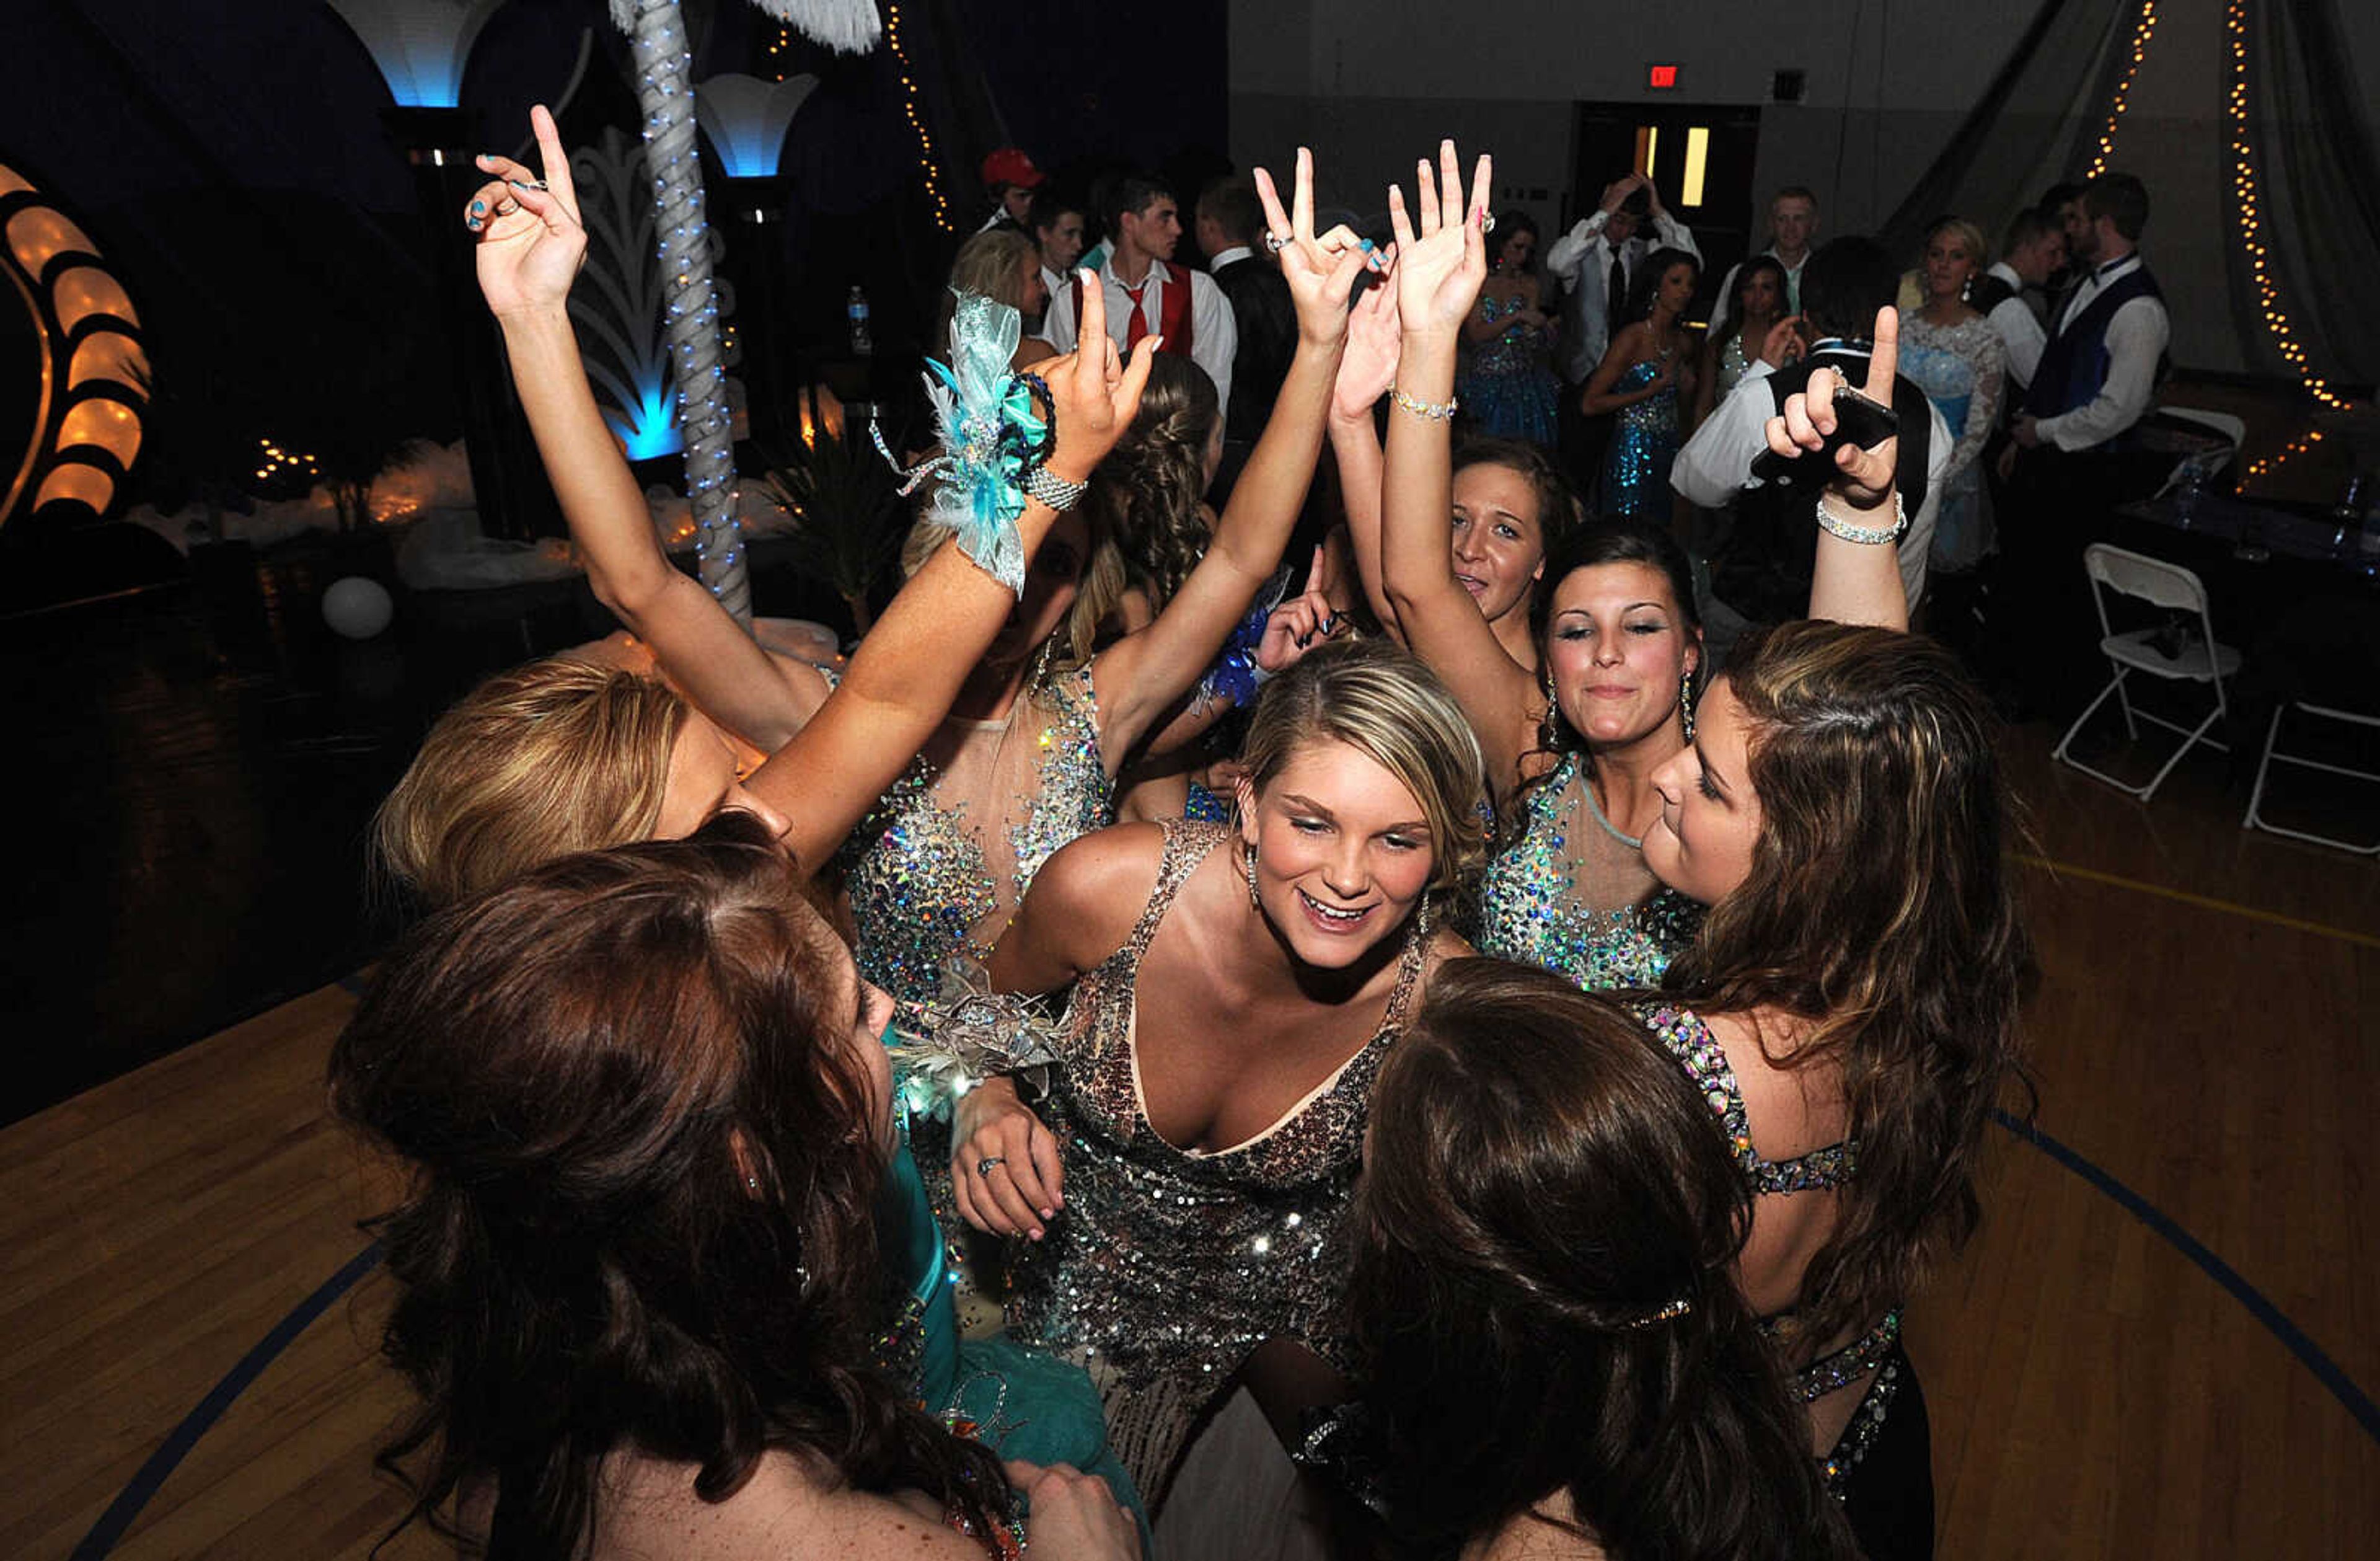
1196,177,1295,502
1992,172,2171,714
1973,208,2065,396
1674,236,1950,622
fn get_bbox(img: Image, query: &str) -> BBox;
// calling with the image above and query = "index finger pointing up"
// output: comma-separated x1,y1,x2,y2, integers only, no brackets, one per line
1864,304,1898,404
1253,165,1290,247
1292,146,1315,242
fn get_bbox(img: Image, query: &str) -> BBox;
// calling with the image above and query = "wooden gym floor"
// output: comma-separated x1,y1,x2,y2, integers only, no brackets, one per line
2,719,2375,1560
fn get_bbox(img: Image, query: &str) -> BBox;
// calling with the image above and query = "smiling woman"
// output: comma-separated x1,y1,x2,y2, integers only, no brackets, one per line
958,637,1486,1508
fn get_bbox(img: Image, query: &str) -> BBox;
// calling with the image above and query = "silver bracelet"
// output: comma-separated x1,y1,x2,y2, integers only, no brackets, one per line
1814,490,1908,546
1390,386,1458,422
1021,464,1090,513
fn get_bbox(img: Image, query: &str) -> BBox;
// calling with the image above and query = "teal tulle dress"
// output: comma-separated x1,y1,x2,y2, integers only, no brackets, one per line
878,1031,1148,1529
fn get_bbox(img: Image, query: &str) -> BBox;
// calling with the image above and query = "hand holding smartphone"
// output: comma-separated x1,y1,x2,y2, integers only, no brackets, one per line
1749,380,1899,485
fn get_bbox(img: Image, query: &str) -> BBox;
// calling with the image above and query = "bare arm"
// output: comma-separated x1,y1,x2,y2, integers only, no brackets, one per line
1378,141,1540,790
1579,325,1672,416
1090,151,1367,755
1325,275,1407,642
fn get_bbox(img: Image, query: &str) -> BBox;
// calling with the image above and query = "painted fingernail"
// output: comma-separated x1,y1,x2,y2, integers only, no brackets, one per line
1296,632,1313,648
466,216,482,231
1041,1207,1056,1219
470,199,485,213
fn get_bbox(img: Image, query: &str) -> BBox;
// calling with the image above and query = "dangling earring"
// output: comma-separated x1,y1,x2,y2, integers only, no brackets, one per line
1244,838,1262,910
1679,670,1697,743
1538,671,1562,752
1960,275,1972,303
1030,633,1057,689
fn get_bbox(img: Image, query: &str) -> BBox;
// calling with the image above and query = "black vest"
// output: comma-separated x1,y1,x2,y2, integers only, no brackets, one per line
1966,272,2017,317
1710,347,1934,626
2025,260,2167,438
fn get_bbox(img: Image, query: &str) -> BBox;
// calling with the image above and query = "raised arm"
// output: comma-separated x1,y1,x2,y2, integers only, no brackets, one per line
752,281,1158,871
472,110,813,751
1326,275,1408,642
1378,141,1540,787
1090,150,1368,754
1781,306,1910,631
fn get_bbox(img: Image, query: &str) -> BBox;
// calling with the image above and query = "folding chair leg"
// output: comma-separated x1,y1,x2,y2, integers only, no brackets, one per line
2053,673,2127,765
2112,667,2141,740
2242,705,2285,831
2138,704,2224,803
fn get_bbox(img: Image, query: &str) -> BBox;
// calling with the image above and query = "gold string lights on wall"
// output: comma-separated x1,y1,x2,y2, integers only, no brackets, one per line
884,2,954,233
2226,0,2347,411
2241,427,2322,488
2087,0,2158,178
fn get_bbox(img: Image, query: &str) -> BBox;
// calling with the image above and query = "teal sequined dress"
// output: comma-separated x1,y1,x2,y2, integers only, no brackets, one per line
1471,751,1701,991
1601,357,1682,520
1455,291,1559,445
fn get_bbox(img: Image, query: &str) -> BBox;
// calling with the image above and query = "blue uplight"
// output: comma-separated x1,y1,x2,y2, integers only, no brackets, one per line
609,381,685,462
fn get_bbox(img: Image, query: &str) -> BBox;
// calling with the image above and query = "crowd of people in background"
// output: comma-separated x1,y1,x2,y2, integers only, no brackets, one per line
317,112,2218,1561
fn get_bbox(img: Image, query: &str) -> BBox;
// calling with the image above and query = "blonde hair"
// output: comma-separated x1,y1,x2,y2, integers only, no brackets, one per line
1926,216,1990,273
1240,638,1490,895
935,233,1038,349
374,657,690,906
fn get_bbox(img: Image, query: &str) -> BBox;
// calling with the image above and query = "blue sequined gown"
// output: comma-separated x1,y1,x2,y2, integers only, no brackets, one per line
1602,358,1682,519
1456,293,1559,446
1470,752,1701,990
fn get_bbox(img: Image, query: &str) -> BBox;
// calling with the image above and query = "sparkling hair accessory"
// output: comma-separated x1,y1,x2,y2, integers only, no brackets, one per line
1617,1295,1695,1330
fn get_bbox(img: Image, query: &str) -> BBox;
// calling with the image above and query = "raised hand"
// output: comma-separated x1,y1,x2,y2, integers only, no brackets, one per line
1331,266,1403,421
467,105,584,318
1388,140,1493,338
1043,273,1160,482
1759,314,1805,369
1253,149,1373,351
1764,305,1900,510
1255,547,1345,672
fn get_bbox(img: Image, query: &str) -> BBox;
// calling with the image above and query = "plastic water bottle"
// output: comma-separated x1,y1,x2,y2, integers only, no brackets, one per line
847,285,873,358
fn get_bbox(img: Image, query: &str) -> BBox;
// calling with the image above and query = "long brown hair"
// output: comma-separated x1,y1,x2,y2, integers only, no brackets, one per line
331,815,1010,1559
1351,960,1856,1561
1083,351,1218,612
1664,621,2037,1348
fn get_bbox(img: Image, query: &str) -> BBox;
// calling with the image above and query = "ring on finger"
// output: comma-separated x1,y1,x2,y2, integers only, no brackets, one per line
977,1156,1007,1177
1264,231,1291,254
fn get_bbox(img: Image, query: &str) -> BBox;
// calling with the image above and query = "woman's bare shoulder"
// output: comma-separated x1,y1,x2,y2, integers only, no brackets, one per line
590,1449,990,1560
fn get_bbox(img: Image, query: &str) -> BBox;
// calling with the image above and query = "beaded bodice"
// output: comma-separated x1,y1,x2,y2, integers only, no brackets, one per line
1636,1002,1854,1193
1470,290,1549,377
1471,752,1702,992
843,661,1111,1002
1614,356,1680,436
1713,331,1755,400
1005,819,1428,1494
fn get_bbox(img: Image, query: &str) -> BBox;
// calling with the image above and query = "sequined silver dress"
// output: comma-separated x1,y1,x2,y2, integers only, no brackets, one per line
842,661,1113,1002
1005,819,1429,1506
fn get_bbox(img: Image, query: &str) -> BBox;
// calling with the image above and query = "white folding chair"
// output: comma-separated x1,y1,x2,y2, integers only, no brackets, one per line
2156,406,2246,491
2052,545,2242,801
2243,701,2380,854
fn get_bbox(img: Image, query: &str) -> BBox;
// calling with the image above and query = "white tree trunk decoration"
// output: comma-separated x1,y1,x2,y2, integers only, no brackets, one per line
621,0,746,621
610,0,881,627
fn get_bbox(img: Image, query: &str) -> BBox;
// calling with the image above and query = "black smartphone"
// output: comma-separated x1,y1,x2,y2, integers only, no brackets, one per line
1748,383,1899,485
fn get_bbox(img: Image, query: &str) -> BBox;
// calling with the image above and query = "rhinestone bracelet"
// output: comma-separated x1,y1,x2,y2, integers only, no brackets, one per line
1390,386,1458,422
1814,490,1908,546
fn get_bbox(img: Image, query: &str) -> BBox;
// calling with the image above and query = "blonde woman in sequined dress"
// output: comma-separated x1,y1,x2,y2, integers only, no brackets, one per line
955,638,1486,1515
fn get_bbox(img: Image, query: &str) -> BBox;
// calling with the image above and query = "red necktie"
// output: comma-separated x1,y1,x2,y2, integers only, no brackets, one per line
1123,277,1152,351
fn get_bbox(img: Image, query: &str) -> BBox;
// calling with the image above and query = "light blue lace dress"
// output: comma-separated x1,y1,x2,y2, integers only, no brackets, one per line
1470,752,1701,991
1456,291,1559,445
1900,312,2005,574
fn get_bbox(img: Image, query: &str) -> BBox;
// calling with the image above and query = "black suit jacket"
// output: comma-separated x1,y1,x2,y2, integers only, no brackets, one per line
1212,255,1296,445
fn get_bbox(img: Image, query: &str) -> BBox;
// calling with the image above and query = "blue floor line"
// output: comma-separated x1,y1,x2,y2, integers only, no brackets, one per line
1993,1108,2380,1444
69,1242,384,1560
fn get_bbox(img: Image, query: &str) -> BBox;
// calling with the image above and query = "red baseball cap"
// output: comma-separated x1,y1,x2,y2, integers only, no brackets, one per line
981,148,1044,189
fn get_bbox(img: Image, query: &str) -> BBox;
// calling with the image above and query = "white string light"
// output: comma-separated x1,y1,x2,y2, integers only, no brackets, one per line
884,2,954,233
2087,0,2158,178
2226,0,2348,411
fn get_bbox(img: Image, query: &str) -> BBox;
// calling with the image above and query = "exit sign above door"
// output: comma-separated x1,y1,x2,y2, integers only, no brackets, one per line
1647,64,1680,89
